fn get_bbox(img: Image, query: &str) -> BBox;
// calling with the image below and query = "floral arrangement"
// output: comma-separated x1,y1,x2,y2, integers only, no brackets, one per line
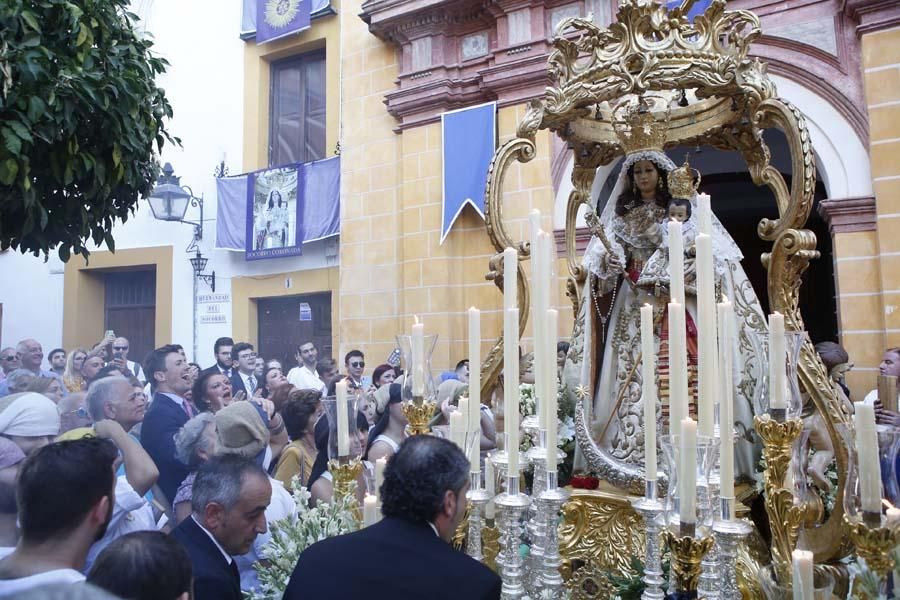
518,381,577,485
246,479,359,600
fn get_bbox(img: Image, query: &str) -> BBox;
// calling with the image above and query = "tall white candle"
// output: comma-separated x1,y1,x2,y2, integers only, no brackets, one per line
363,494,378,527
532,233,547,431
412,316,425,397
504,247,518,311
668,219,685,305
450,410,466,450
769,312,786,410
791,549,814,600
529,209,542,241
375,457,386,500
545,308,559,473
468,307,482,438
717,301,736,505
679,417,698,525
668,302,688,433
697,193,712,236
696,233,716,438
485,458,496,520
504,307,520,477
854,401,882,514
335,380,350,456
641,304,657,483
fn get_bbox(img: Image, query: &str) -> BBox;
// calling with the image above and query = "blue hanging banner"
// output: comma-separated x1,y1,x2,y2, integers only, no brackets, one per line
256,0,311,44
245,165,306,261
440,102,496,244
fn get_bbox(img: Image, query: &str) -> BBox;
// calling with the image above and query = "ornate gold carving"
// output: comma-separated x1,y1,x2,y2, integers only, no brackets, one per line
563,560,617,600
402,400,437,435
483,523,500,572
845,517,900,579
662,530,715,593
558,489,646,575
328,458,363,520
667,156,701,200
611,96,670,154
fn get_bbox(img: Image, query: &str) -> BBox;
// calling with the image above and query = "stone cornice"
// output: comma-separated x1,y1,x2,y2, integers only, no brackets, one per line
553,227,591,255
817,196,877,234
843,0,900,36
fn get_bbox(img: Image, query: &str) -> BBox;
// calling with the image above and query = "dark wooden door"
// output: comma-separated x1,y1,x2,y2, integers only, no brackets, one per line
257,293,332,367
104,270,156,365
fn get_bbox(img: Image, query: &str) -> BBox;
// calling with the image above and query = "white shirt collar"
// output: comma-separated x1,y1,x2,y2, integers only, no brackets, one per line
159,392,186,407
191,515,233,564
427,522,440,538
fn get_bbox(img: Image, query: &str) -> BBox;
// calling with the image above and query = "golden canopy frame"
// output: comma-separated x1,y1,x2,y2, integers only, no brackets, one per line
478,0,852,577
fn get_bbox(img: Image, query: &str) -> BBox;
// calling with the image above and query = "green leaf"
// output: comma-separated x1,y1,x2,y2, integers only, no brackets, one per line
75,27,87,47
7,121,33,143
58,244,70,263
0,159,18,185
112,143,121,167
21,11,41,32
1,129,21,155
27,97,46,122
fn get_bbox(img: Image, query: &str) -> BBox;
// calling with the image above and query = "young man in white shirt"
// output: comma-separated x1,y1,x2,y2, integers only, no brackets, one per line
0,438,118,596
286,341,326,394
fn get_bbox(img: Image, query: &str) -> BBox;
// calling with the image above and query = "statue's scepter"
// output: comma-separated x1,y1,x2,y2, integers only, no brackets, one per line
584,209,615,256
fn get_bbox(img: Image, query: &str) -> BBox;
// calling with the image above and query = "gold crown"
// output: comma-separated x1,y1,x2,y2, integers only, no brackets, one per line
667,156,701,200
611,96,670,155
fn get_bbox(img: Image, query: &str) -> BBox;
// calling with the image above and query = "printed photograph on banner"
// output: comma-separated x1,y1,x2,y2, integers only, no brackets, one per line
246,166,304,260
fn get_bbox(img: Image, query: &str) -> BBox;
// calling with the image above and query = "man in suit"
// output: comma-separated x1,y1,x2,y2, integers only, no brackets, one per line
283,436,501,600
172,455,271,600
229,343,258,398
201,337,234,379
140,344,194,503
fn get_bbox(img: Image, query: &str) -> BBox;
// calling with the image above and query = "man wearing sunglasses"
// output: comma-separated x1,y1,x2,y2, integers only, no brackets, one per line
344,350,366,390
111,337,145,384
0,348,19,382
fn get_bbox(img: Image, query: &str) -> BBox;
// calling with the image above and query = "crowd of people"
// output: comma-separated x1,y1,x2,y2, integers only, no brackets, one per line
0,335,501,599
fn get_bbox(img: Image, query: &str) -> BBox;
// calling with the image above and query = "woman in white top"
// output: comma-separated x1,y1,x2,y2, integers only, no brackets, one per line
364,383,406,463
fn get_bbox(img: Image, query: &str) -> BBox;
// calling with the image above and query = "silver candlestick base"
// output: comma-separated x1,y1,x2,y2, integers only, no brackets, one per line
525,440,548,594
467,472,492,562
631,481,666,600
490,448,530,572
698,477,721,600
713,502,750,600
495,475,531,600
537,471,569,597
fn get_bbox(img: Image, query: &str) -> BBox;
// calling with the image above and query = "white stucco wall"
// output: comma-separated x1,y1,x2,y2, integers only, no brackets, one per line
0,0,339,366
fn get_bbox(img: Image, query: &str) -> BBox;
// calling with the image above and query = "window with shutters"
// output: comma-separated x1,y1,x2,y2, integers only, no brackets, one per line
269,51,327,167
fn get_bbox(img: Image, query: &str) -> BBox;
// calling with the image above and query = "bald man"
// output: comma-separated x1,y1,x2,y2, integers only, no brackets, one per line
0,339,61,397
110,338,145,383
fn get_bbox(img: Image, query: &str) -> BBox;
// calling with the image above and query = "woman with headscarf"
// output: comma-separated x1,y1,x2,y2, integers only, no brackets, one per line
364,383,406,463
0,392,61,455
63,348,88,393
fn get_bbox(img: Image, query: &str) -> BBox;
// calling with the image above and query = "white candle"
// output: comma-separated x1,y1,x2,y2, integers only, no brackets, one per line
697,193,712,236
504,307,520,477
529,209,542,241
375,457,386,500
668,302,688,433
504,247,518,311
668,219,685,305
468,307,482,438
450,410,466,451
412,317,425,397
545,308,559,473
363,494,378,527
539,232,556,435
485,458,495,520
641,304,657,483
769,312,786,410
791,549,814,600
532,232,547,432
458,397,469,441
335,380,350,457
854,401,882,514
696,233,716,438
679,417,698,525
717,301,735,505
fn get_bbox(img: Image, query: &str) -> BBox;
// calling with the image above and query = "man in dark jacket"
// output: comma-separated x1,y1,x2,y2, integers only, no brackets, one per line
171,455,271,600
283,435,501,600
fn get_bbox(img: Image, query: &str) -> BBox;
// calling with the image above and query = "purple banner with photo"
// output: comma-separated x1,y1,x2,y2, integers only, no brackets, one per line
256,0,311,44
245,165,306,261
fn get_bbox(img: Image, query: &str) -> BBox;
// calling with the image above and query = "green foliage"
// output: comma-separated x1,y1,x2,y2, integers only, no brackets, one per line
0,0,177,260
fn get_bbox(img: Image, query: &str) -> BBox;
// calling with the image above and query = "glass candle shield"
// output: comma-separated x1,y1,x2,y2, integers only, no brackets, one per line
749,330,806,419
659,434,718,533
758,564,834,600
322,393,363,461
841,422,900,523
396,333,438,403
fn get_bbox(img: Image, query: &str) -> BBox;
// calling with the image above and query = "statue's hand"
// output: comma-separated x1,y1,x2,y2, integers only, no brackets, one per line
604,252,625,274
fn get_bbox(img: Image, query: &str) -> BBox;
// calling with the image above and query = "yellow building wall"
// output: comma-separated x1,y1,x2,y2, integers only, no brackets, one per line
851,26,900,395
338,0,572,378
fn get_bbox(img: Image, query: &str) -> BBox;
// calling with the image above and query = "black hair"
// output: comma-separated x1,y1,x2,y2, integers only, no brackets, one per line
232,342,255,362
143,344,182,386
192,369,229,413
88,531,192,600
192,455,268,514
17,438,118,544
344,349,364,366
89,364,126,385
214,337,234,354
455,359,469,372
668,197,692,219
48,348,66,361
557,341,570,355
281,388,322,440
371,364,395,388
316,358,337,378
380,436,469,523
613,160,671,217
364,383,401,460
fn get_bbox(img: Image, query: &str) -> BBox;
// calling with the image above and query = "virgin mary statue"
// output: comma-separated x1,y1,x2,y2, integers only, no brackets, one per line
565,98,766,482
